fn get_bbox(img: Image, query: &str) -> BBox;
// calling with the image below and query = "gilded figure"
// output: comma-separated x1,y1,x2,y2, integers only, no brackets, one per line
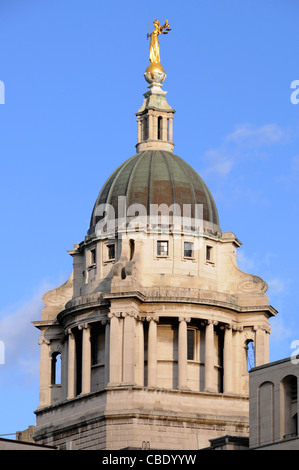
147,19,171,65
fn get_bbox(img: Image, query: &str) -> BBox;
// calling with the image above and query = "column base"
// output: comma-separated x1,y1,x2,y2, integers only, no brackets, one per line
204,387,218,393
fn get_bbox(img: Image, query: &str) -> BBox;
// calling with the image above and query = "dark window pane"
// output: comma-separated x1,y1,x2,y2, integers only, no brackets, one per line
108,244,115,259
187,330,194,360
91,249,96,264
206,246,212,261
157,241,168,256
184,242,193,258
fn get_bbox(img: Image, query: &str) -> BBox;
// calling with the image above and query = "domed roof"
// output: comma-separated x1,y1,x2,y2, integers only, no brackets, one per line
89,150,220,235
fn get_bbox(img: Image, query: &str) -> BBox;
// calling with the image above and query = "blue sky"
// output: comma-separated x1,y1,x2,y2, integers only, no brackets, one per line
0,0,298,436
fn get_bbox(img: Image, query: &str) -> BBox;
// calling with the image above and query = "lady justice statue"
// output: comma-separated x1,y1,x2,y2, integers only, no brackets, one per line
144,19,171,85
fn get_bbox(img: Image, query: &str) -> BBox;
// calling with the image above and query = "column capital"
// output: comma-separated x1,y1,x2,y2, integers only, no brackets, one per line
78,323,90,330
38,338,50,346
122,310,139,319
253,325,270,333
108,311,121,319
146,315,159,323
178,316,191,323
207,319,218,326
232,324,243,332
108,310,139,319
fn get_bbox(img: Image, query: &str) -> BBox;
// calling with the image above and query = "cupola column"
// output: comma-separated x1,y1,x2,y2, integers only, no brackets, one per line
223,324,234,394
204,320,217,392
122,312,136,385
147,316,158,387
168,116,173,142
38,337,51,408
137,118,142,144
148,113,154,140
67,329,76,399
104,320,110,386
135,319,144,386
178,317,190,390
254,326,270,367
162,116,168,141
107,312,121,386
80,323,91,395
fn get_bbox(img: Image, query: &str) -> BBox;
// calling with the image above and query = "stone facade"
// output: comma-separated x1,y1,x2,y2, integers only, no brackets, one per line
33,75,276,450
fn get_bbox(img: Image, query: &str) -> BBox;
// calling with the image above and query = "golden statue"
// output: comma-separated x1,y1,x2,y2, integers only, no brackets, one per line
147,19,171,65
145,19,171,84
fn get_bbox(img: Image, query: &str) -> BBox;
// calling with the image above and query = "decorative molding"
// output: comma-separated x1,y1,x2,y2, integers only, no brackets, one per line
178,317,191,323
237,276,268,294
38,338,50,346
146,315,159,323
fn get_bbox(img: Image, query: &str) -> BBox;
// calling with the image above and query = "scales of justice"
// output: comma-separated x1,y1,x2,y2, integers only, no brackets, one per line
144,19,171,86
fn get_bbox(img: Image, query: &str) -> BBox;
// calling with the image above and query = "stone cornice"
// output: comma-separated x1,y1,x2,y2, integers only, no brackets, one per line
56,287,277,325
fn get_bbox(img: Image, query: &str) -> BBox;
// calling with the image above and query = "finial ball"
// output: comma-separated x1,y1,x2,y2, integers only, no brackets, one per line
144,63,166,85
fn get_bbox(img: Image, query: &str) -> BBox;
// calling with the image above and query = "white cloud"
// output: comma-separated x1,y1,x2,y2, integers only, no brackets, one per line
202,123,287,176
270,316,293,343
227,123,286,147
291,155,299,172
276,154,299,191
0,282,54,380
236,250,256,272
267,278,286,296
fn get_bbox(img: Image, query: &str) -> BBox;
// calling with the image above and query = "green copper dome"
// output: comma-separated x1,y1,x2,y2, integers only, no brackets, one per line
88,150,220,236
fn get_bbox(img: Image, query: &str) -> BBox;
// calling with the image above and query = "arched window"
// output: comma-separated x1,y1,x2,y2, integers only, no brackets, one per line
258,381,274,445
281,375,298,439
157,116,163,140
246,340,255,371
51,352,61,385
130,239,135,260
142,117,148,141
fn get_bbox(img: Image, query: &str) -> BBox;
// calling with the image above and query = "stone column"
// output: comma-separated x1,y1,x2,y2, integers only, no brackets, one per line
178,317,190,390
80,323,91,395
162,117,168,141
148,114,154,140
38,337,51,408
67,329,76,399
254,326,269,367
107,312,121,386
122,312,136,385
168,117,173,142
223,324,234,394
204,320,217,392
104,320,110,387
135,319,144,386
153,114,158,140
137,118,142,143
147,316,158,387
